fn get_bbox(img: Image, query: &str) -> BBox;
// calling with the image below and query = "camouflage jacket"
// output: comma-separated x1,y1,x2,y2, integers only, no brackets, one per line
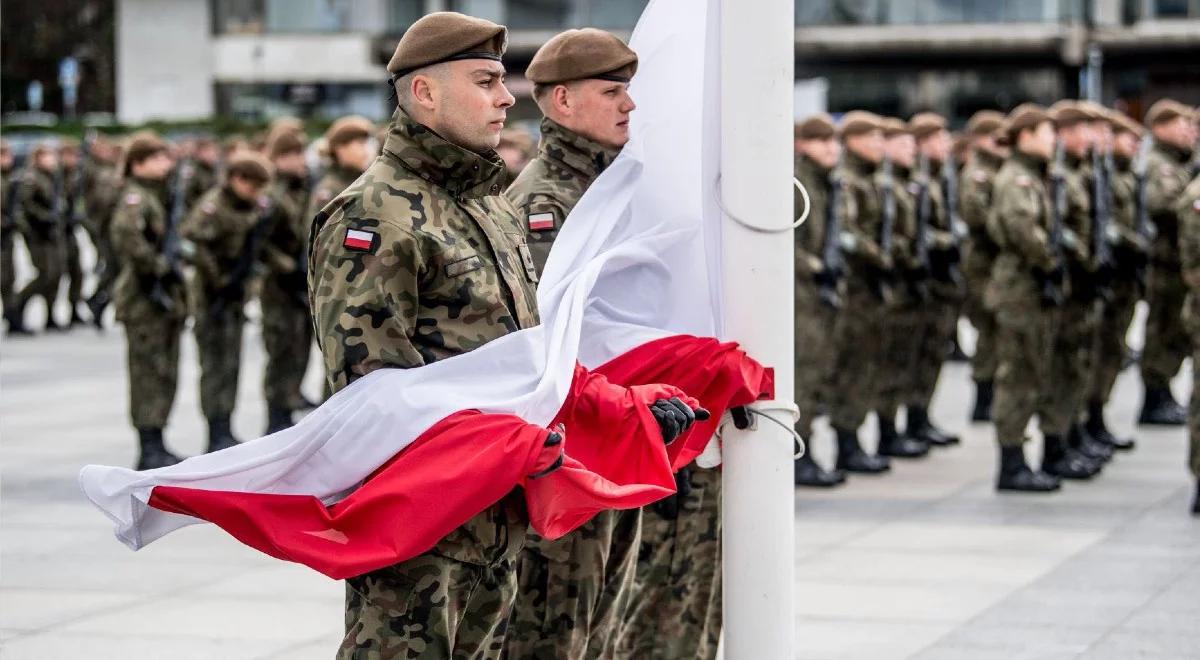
84,160,121,242
262,172,309,277
1144,141,1194,269
1,168,13,233
839,150,892,291
505,118,618,275
960,147,1004,271
794,155,854,284
184,160,218,210
1177,175,1200,333
18,167,59,241
181,185,271,309
308,107,541,566
887,164,920,274
304,164,361,227
109,177,188,322
985,149,1058,309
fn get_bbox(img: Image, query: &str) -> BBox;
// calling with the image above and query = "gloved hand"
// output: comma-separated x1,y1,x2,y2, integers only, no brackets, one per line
650,397,710,445
526,430,564,479
652,466,693,520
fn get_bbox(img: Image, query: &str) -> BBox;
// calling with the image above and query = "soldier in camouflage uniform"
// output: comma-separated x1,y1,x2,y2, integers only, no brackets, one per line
10,143,64,334
181,152,274,453
184,136,220,210
959,110,1008,422
792,113,849,487
827,111,893,474
503,28,642,659
1176,170,1200,514
1138,99,1197,426
58,139,88,326
496,128,534,187
84,136,124,327
109,131,187,470
305,116,376,228
260,128,313,434
1,139,17,330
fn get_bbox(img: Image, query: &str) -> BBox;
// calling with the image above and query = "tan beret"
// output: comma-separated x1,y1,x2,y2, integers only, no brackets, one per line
123,130,169,174
324,115,375,148
909,112,947,140
267,129,307,159
526,28,638,85
387,12,506,77
1078,101,1110,124
1145,98,1193,126
966,110,1005,137
268,117,305,139
882,117,911,138
1006,103,1052,143
58,137,82,151
993,120,1012,147
1108,111,1143,137
795,113,836,140
840,111,884,138
1049,100,1092,127
226,151,273,184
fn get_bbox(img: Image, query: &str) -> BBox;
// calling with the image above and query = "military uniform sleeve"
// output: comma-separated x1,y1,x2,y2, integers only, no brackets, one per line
959,169,991,233
1176,179,1200,290
180,201,224,287
512,193,567,276
995,180,1056,272
310,215,428,391
110,194,169,276
20,174,54,230
846,180,891,270
1147,162,1187,216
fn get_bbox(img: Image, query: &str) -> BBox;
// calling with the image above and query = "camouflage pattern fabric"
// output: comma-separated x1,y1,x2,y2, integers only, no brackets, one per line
84,161,123,304
1089,155,1141,404
505,118,618,275
910,160,961,409
61,165,85,308
14,167,64,312
261,172,312,410
184,160,217,210
1175,175,1200,477
2,168,16,313
960,148,1005,382
879,164,924,416
310,107,540,657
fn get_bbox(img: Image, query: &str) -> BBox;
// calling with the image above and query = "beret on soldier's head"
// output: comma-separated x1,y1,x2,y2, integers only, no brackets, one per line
526,28,638,85
1078,101,1111,124
1145,98,1193,126
839,111,884,138
909,112,947,140
883,117,911,138
966,110,1005,137
1049,100,1092,128
387,12,507,78
267,129,307,159
324,115,375,148
992,120,1012,146
123,130,169,169
226,151,273,184
795,113,836,140
268,117,305,139
58,137,82,152
1109,111,1143,137
1006,103,1052,143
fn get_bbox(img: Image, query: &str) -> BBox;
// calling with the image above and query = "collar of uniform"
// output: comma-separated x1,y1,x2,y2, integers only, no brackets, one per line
130,175,167,196
971,147,1004,170
1013,148,1049,173
1063,149,1086,170
1153,139,1193,164
843,149,877,176
281,171,307,190
538,118,619,180
383,107,506,199
796,154,830,179
221,184,255,211
1113,154,1132,172
891,163,912,180
329,163,362,183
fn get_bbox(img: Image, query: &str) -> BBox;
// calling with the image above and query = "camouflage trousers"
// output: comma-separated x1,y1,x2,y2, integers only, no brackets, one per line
261,283,312,410
1,229,14,312
1141,265,1189,390
911,301,957,408
964,252,997,381
91,236,120,305
123,314,183,429
992,300,1057,446
617,467,721,660
828,285,888,432
15,233,63,314
61,227,84,306
877,297,923,415
794,284,837,433
194,304,244,419
1183,295,1200,478
505,508,641,659
1089,285,1139,405
340,553,517,660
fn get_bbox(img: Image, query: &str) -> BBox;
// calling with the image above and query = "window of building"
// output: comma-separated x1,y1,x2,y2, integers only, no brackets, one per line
796,0,1072,25
388,0,425,32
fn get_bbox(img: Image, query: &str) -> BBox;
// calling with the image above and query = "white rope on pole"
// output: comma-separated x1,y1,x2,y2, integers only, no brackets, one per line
715,402,807,458
713,174,811,233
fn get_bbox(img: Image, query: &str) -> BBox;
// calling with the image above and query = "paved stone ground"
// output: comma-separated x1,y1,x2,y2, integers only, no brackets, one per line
1,261,1197,658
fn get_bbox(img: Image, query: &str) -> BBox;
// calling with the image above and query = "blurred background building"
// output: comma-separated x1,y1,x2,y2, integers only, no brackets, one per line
1,0,1198,127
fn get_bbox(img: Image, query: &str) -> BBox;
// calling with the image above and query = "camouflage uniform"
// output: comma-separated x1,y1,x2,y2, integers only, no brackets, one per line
616,467,721,660
110,178,188,428
14,166,64,324
960,148,1005,386
910,160,962,415
985,150,1058,446
261,172,312,414
61,164,86,315
306,165,362,226
309,108,539,659
504,118,634,659
1140,141,1194,395
2,165,16,316
878,163,923,419
1176,175,1200,479
182,186,267,422
185,159,218,210
85,159,123,310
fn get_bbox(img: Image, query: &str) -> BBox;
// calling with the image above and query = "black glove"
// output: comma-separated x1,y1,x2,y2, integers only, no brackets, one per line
526,431,564,479
650,397,710,445
652,466,692,520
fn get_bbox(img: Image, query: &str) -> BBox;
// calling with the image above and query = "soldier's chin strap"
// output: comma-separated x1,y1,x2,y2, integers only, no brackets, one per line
714,174,811,233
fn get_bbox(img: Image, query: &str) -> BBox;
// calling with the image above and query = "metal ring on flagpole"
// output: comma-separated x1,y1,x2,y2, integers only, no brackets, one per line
713,174,810,233
714,402,806,459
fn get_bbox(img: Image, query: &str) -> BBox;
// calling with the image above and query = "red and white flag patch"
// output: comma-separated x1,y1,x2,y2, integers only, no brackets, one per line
343,228,376,252
528,212,555,232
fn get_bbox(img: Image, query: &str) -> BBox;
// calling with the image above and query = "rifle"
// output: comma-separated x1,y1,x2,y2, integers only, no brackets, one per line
1042,142,1068,307
70,131,97,230
148,158,192,313
1088,146,1115,301
910,156,933,301
1131,136,1154,292
935,154,965,288
51,161,66,235
210,198,276,317
874,158,896,301
815,164,845,309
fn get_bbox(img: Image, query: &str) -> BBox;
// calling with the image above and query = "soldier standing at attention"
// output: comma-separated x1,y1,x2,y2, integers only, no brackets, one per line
1175,168,1200,514
181,152,274,453
84,136,124,327
260,128,314,434
1138,99,1197,426
185,136,220,210
109,131,187,470
58,139,88,327
826,111,893,475
304,116,376,224
791,113,849,488
959,110,1008,422
1,139,18,331
10,142,64,335
502,28,643,659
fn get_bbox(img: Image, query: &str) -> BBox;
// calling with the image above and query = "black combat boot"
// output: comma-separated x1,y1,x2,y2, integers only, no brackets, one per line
265,406,294,435
996,445,1060,492
794,451,845,488
907,405,959,446
207,416,241,453
136,427,184,470
1085,400,1135,451
1069,422,1113,462
1192,479,1199,515
878,413,929,458
971,380,994,423
1042,434,1101,480
86,292,110,330
1138,385,1187,426
43,310,64,332
4,305,32,336
834,426,890,474
69,304,87,327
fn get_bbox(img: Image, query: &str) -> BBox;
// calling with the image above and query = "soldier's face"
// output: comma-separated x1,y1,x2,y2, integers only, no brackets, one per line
919,129,951,162
334,138,374,173
1092,122,1113,151
1,149,12,170
557,79,636,150
133,151,173,180
1025,121,1056,160
424,60,515,153
1113,131,1138,159
801,138,839,170
273,151,307,177
61,150,80,168
196,144,220,165
845,130,884,164
1154,116,1194,151
886,135,916,169
229,174,267,203
1058,123,1092,157
35,151,57,171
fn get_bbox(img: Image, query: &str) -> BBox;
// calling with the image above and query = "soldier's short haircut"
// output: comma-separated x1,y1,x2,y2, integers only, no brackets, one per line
394,63,451,116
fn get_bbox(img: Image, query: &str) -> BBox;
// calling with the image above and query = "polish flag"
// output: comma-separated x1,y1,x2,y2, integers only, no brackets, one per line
79,0,771,580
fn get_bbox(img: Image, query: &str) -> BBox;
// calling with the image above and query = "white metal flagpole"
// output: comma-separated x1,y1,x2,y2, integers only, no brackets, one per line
718,0,797,656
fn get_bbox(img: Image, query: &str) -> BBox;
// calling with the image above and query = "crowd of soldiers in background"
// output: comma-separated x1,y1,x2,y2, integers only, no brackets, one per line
792,98,1200,513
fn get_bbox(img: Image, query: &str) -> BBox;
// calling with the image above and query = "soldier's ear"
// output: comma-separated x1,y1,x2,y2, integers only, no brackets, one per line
552,84,573,118
410,74,438,112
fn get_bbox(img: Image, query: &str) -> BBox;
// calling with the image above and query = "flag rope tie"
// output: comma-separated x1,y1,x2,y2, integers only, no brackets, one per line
713,174,811,233
716,401,806,459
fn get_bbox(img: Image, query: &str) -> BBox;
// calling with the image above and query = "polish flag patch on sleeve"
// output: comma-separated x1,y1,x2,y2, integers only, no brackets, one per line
343,228,377,252
528,212,556,232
